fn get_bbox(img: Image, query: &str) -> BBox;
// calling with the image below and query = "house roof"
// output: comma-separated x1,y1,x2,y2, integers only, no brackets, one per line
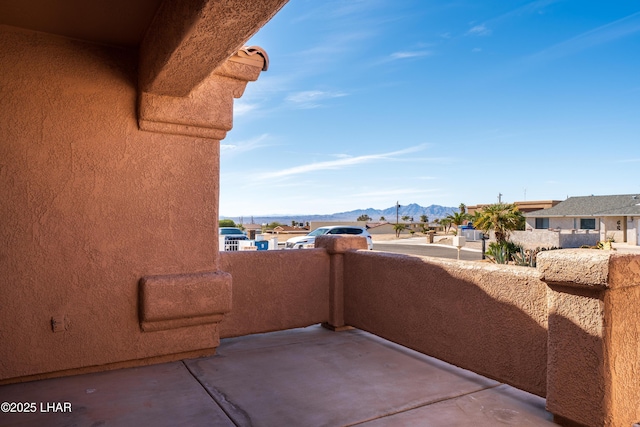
525,194,640,218
366,222,393,229
272,225,309,232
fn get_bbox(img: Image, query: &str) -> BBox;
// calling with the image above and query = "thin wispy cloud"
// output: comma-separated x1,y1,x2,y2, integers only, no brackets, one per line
527,11,640,62
462,0,560,39
233,102,258,116
221,134,271,157
489,0,562,24
389,50,433,60
302,30,375,58
467,24,492,36
286,90,347,109
258,145,428,180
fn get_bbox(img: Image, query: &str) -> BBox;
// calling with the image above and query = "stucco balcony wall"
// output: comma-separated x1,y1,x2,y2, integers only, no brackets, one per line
342,251,549,398
219,249,331,338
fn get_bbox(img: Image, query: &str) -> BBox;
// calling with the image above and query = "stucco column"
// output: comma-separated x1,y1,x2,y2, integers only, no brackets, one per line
315,235,368,331
537,250,640,427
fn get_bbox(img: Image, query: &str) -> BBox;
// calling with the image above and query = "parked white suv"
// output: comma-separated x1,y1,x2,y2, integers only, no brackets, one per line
285,226,373,250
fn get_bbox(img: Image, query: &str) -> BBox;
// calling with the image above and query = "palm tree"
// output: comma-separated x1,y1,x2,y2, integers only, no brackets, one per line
393,223,406,238
469,210,483,226
420,214,428,223
445,211,469,234
459,203,466,214
473,203,525,243
439,217,452,234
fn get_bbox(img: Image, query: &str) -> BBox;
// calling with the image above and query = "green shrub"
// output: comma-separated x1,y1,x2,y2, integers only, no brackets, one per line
219,219,236,227
490,244,560,267
486,241,520,264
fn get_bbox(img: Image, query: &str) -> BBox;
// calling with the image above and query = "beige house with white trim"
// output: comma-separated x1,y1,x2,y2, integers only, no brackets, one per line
524,194,640,246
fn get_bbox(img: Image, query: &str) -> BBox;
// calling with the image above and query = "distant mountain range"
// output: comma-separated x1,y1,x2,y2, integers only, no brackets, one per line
222,203,458,225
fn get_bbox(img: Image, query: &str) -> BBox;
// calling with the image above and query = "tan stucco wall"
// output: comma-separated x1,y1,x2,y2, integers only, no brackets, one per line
0,27,223,382
219,250,330,338
539,250,640,426
343,251,549,397
511,230,600,249
367,223,397,234
606,256,640,425
600,216,625,242
549,217,579,230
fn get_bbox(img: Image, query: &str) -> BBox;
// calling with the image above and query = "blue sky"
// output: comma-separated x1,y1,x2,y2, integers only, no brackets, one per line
220,0,640,217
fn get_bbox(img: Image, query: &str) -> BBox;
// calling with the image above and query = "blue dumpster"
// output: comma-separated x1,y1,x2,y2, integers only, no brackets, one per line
255,240,269,251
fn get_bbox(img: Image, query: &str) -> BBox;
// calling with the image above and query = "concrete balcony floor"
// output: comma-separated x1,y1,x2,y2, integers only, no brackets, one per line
0,325,557,426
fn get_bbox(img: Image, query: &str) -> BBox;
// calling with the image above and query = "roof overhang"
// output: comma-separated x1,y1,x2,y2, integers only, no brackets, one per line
0,0,289,140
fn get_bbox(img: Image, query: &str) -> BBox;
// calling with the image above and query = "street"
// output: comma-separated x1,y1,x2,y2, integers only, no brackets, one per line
372,243,483,261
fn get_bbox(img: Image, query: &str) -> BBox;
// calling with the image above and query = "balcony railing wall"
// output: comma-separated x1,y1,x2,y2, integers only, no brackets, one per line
219,249,331,338
217,236,640,426
343,251,548,397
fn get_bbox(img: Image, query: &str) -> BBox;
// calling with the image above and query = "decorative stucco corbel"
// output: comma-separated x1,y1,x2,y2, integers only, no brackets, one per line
138,47,268,140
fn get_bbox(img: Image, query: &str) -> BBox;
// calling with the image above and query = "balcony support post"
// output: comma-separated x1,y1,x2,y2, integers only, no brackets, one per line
538,250,640,427
315,235,368,331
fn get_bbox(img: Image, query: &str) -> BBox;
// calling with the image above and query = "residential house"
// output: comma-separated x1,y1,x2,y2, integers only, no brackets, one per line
270,225,310,233
523,194,640,246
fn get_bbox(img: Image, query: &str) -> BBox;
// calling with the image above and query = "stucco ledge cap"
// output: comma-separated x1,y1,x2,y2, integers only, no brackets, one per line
537,249,612,289
315,235,368,254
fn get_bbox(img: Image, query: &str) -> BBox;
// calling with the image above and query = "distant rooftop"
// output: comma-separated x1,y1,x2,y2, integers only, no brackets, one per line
525,194,640,217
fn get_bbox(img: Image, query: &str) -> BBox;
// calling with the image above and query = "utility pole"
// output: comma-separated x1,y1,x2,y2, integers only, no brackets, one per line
396,201,400,224
498,193,502,204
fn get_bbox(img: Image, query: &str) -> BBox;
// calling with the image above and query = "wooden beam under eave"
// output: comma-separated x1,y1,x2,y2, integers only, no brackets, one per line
139,0,288,97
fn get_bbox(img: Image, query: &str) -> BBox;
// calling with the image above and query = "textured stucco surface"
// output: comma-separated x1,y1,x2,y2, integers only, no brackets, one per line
139,0,288,97
315,235,369,253
343,251,549,397
538,249,611,288
139,271,232,332
543,251,640,427
219,250,331,338
606,284,640,426
138,55,265,140
0,27,223,382
546,285,606,426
